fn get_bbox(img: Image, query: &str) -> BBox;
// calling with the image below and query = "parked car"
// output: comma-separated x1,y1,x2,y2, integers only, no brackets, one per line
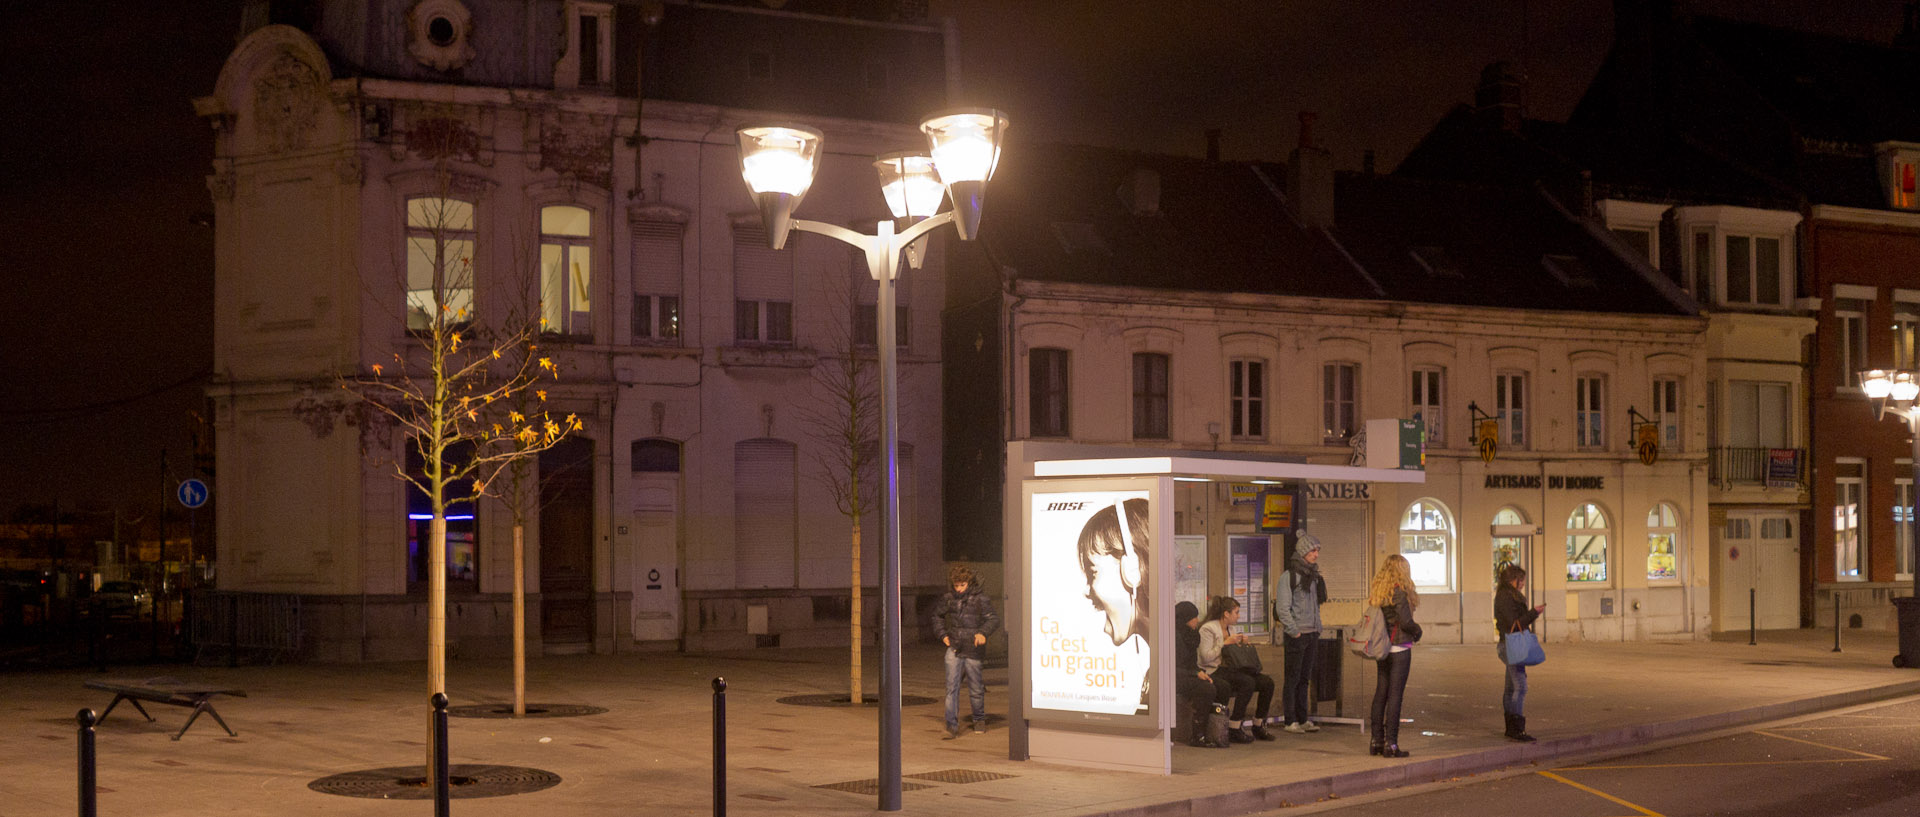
93,581,152,616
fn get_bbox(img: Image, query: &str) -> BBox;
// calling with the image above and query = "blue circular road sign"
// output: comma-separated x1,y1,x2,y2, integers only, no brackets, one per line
177,478,210,509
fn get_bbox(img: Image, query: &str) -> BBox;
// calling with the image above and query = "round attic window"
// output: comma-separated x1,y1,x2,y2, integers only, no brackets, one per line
407,0,475,71
427,17,456,47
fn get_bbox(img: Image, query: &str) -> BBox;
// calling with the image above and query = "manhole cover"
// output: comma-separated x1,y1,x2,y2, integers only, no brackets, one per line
776,694,938,707
309,765,562,799
814,778,938,795
905,768,1018,784
445,703,607,719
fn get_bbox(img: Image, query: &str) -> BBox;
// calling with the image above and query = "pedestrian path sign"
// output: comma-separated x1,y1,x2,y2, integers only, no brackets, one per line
178,478,209,509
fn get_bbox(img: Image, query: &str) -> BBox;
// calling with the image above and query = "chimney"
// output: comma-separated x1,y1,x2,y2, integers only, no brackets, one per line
1286,112,1335,229
1474,61,1526,132
1205,128,1222,162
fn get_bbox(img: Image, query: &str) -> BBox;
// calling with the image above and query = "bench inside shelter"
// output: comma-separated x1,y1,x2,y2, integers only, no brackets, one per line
83,677,247,740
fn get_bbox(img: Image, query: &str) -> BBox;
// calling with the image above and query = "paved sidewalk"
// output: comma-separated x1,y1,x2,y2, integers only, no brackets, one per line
2,629,1915,817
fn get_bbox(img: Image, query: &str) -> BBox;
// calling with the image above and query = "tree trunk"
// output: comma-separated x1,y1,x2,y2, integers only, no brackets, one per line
513,522,526,716
851,521,862,706
427,514,447,783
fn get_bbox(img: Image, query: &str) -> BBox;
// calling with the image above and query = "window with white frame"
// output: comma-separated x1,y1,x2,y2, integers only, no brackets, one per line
1400,499,1454,590
1229,358,1265,440
1690,227,1714,301
1653,377,1682,451
1897,463,1914,579
1728,381,1791,449
556,1,613,90
1411,367,1444,447
632,221,682,344
1896,300,1918,371
1566,502,1610,584
1599,199,1666,277
1133,353,1170,440
1576,375,1606,449
1029,348,1070,438
1837,298,1869,390
1496,370,1528,449
1322,362,1358,443
1723,234,1783,306
1647,502,1680,581
733,224,793,344
405,196,476,331
540,205,593,337
1675,206,1800,309
1836,459,1866,580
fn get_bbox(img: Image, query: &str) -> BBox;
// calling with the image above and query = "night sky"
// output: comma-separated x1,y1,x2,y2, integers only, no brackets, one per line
0,0,1905,517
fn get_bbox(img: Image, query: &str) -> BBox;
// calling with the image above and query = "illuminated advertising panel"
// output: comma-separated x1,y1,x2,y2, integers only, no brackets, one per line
1028,489,1153,718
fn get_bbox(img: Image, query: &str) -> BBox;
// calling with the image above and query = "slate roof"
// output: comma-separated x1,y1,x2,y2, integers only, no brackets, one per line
975,142,1695,318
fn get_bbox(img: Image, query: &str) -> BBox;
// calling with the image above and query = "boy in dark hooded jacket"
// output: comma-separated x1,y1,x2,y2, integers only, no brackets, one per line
933,565,1000,738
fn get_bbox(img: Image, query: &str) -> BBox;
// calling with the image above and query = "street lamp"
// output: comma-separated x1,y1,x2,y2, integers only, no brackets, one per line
1856,368,1920,668
738,107,1009,811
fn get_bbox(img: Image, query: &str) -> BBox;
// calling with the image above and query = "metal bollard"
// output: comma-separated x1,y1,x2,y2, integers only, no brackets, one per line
77,709,97,817
432,692,450,817
1834,600,1843,653
1749,588,1757,646
713,677,727,817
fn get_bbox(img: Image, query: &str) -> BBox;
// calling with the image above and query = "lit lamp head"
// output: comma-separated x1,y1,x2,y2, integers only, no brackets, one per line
736,124,823,250
875,152,944,270
919,108,1009,240
1862,369,1895,400
1893,371,1920,403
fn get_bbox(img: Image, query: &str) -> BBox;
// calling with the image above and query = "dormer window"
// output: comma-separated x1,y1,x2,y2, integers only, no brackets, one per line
1597,199,1668,278
556,1,614,91
1876,141,1920,210
1672,205,1800,310
407,0,476,72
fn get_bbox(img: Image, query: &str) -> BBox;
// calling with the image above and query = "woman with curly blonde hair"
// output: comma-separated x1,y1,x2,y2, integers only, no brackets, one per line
1365,554,1422,758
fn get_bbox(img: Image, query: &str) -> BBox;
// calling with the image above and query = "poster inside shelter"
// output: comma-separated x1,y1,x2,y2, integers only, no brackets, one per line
1030,490,1153,717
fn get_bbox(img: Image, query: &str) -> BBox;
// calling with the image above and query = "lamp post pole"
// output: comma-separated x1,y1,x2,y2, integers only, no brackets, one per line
737,112,1008,810
1857,369,1920,668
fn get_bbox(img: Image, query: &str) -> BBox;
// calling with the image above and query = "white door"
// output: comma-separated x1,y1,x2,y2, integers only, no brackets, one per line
632,476,681,641
1718,513,1798,630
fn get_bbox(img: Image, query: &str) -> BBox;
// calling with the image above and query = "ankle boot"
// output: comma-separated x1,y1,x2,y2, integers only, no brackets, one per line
1368,740,1384,756
1511,715,1536,743
1381,743,1409,758
1502,712,1519,738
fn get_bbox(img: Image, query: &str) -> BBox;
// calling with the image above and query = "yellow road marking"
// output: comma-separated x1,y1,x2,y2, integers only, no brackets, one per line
1536,771,1665,817
1751,729,1890,760
1560,757,1881,771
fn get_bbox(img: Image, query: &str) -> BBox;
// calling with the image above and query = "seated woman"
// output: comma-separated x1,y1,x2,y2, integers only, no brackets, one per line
1173,600,1232,747
1198,595,1276,742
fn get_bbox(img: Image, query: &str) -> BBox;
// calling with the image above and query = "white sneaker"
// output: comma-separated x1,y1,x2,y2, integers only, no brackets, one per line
1302,720,1321,733
1284,722,1308,734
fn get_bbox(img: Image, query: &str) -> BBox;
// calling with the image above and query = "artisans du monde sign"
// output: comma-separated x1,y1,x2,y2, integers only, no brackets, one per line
1484,474,1605,490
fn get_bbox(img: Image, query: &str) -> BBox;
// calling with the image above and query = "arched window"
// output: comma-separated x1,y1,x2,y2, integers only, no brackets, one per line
1492,506,1530,578
1647,502,1680,581
1399,499,1454,590
1566,502,1610,583
541,205,593,337
405,196,476,331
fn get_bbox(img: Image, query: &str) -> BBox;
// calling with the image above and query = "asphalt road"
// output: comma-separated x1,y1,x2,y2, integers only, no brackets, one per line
1266,695,1920,817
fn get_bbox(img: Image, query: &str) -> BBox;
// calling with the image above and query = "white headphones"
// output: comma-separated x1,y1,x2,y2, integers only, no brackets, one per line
1114,500,1142,590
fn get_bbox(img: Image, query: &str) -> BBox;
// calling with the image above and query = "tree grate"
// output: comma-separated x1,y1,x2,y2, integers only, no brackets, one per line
813,778,938,795
308,764,562,799
445,703,608,719
906,768,1019,784
776,693,938,707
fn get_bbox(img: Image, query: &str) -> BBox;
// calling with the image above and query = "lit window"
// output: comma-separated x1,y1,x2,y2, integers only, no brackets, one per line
1410,367,1444,447
1836,298,1869,390
1646,502,1680,581
1492,506,1529,578
1566,502,1610,584
1399,500,1454,590
540,205,593,338
405,197,476,331
1323,362,1358,443
1230,359,1265,440
1896,465,1913,580
1896,302,1919,371
1836,460,1866,580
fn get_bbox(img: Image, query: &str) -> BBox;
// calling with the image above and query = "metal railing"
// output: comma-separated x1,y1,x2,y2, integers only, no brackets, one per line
188,591,301,664
1709,447,1805,489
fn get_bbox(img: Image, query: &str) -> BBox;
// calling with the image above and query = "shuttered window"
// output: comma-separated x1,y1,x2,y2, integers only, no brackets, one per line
632,221,682,343
734,438,796,587
734,225,793,343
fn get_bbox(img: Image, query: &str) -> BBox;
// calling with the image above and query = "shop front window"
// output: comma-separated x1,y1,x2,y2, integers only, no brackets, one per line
1399,499,1454,590
1646,502,1680,581
1492,506,1529,580
1566,502,1609,584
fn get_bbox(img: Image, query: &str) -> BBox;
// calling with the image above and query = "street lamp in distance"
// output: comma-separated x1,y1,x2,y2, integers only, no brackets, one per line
1856,368,1920,668
737,108,1009,812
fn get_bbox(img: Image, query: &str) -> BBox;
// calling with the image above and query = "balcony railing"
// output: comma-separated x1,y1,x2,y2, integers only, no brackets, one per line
1709,446,1805,489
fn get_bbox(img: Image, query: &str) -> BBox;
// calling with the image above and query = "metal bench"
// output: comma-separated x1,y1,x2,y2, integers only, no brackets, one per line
83,677,247,740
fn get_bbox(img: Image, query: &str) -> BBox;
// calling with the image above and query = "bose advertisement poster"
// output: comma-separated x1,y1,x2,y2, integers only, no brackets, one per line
1028,489,1154,721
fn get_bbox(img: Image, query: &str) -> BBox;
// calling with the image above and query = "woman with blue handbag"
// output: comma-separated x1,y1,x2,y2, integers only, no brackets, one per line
1494,564,1546,742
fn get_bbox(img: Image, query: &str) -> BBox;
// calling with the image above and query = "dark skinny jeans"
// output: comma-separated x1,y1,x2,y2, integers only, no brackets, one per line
1369,649,1412,744
1281,632,1320,724
1212,666,1274,722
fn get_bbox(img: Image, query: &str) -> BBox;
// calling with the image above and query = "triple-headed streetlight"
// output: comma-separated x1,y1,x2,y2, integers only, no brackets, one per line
1856,369,1920,668
737,108,1009,811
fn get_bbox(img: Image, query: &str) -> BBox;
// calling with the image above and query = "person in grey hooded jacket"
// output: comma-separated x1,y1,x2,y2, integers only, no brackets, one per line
1274,535,1328,733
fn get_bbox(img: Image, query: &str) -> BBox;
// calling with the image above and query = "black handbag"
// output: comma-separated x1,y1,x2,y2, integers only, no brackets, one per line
1204,703,1232,746
1221,642,1263,674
